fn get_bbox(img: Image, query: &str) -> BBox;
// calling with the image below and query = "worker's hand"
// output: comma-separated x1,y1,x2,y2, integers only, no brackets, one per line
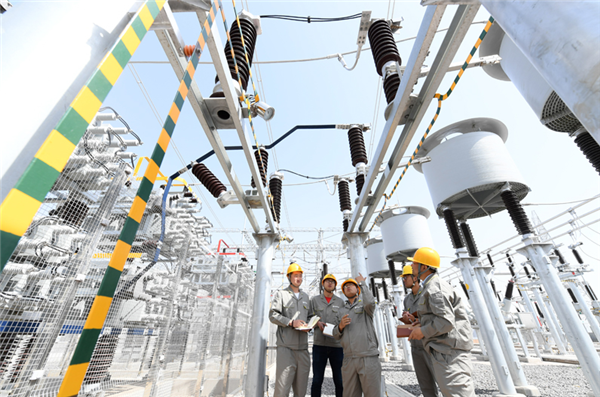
292,319,307,328
317,321,325,331
355,273,366,283
401,311,416,324
408,326,424,341
339,314,351,331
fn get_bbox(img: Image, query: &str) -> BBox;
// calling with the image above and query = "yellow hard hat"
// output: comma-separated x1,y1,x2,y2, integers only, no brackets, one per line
401,265,414,277
407,247,440,269
341,278,361,295
322,274,337,285
287,262,303,275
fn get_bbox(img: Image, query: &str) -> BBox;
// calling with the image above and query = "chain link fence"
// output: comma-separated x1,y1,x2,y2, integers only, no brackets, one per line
0,111,254,397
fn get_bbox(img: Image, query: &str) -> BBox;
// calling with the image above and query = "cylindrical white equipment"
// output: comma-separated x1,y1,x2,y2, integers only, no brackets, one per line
414,118,529,220
479,23,582,134
376,206,434,262
479,1,600,142
366,237,401,278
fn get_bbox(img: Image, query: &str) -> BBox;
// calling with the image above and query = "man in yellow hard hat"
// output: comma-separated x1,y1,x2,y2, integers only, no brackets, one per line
309,273,344,397
407,247,475,397
400,265,439,397
333,274,381,397
269,262,312,396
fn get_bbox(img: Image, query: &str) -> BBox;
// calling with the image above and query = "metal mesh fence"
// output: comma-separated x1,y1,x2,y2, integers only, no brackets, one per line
0,111,254,397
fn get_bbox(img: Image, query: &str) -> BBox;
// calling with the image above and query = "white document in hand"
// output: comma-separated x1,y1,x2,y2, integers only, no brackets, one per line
296,316,320,330
323,323,335,337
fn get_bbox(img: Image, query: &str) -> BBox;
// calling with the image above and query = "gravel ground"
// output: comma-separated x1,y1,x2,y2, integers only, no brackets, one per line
268,353,592,397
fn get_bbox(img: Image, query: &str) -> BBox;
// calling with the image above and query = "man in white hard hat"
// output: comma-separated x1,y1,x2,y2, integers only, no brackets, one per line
269,262,312,396
407,247,475,397
310,273,344,397
400,264,439,397
333,274,381,397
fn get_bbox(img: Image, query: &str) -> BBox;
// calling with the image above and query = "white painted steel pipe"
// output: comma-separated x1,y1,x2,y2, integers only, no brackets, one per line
345,233,369,281
518,241,600,396
471,259,538,395
567,281,600,344
244,233,277,397
384,304,401,360
531,287,567,354
390,285,413,369
374,305,388,359
454,252,520,396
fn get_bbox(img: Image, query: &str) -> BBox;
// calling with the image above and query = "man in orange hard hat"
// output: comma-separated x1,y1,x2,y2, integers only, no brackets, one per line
333,274,381,397
309,274,344,397
400,264,439,397
269,262,312,396
407,247,475,397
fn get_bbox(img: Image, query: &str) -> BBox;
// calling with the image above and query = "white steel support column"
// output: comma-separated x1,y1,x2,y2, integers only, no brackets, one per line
344,233,369,280
532,287,567,354
471,259,539,396
518,239,600,396
454,250,521,397
519,290,552,353
384,304,401,360
567,281,600,343
374,305,388,360
390,285,413,370
245,233,278,397
513,327,530,358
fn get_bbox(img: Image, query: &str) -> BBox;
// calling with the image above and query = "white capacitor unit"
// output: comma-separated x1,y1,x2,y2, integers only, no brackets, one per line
479,23,581,133
413,118,529,220
365,237,398,278
375,206,434,262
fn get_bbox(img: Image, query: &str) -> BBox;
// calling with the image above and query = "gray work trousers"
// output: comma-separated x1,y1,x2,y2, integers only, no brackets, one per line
341,356,381,397
429,349,475,397
274,346,310,397
412,345,439,397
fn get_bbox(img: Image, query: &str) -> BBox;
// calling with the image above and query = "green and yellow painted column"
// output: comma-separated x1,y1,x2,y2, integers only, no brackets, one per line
57,2,221,395
0,0,167,273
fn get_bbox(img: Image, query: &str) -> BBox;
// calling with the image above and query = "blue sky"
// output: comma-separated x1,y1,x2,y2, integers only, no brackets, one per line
4,1,599,294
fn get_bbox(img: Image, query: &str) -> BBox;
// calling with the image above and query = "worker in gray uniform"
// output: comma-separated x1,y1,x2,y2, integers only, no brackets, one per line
400,264,439,397
407,247,475,397
269,262,312,397
333,273,381,397
310,273,344,397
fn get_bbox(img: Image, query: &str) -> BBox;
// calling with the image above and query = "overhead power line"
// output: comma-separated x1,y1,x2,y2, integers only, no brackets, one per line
259,13,362,23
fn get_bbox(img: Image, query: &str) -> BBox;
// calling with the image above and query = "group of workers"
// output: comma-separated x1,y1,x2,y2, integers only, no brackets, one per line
269,247,476,397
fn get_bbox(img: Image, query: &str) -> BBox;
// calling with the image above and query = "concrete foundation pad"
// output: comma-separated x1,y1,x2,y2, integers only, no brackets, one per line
399,364,414,371
518,356,543,364
380,357,390,362
475,354,489,361
515,385,541,397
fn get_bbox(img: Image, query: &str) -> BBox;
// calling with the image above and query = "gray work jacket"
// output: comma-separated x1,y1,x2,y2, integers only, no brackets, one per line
269,286,311,350
332,281,379,358
416,274,473,355
403,288,424,349
310,293,344,348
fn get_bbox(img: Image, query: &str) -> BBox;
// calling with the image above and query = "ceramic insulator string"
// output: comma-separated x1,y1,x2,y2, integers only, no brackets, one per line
191,163,226,198
501,189,533,235
574,131,600,175
269,176,282,223
251,149,269,188
460,221,479,257
215,18,257,91
443,208,464,249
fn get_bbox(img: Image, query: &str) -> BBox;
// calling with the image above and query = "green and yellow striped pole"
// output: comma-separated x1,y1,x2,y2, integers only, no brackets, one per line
56,2,220,396
0,0,167,273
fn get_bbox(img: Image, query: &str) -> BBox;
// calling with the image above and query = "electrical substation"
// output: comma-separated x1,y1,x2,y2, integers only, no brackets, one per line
1,1,600,396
